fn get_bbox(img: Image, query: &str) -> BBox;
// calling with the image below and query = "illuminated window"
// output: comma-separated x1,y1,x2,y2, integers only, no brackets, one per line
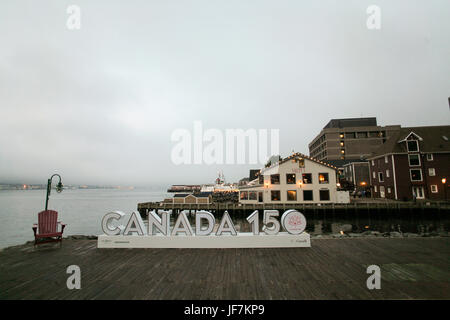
428,168,435,176
287,190,297,201
302,173,312,184
240,191,248,200
286,174,296,184
427,154,433,161
298,158,305,168
318,173,329,184
431,185,438,193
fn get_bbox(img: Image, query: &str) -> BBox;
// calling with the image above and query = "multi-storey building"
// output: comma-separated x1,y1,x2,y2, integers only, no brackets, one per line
368,126,450,201
308,117,401,161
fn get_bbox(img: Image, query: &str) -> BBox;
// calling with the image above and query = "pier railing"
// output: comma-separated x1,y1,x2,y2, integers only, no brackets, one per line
137,201,450,216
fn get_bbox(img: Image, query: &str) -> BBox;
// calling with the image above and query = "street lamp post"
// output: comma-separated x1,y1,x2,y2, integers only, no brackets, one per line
442,178,447,202
45,174,63,210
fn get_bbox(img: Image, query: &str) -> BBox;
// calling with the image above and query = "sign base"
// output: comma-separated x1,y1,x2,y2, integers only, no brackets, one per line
97,232,311,248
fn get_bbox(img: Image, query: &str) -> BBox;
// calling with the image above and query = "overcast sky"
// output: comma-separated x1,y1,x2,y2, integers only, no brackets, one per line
1,0,449,187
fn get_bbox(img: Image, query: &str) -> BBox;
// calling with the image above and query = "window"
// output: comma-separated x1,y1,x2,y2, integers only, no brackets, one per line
319,190,330,201
371,160,375,166
240,191,248,200
271,174,280,184
373,171,376,179
249,192,257,200
302,173,312,184
286,173,296,184
318,173,329,184
387,187,391,194
374,185,377,192
386,169,390,178
431,185,438,193
287,190,297,201
346,132,356,139
410,169,422,181
407,140,419,152
378,172,384,182
385,156,388,163
408,154,420,166
427,154,433,161
303,190,313,201
357,132,368,138
271,190,280,201
428,168,436,176
258,175,264,184
298,158,305,168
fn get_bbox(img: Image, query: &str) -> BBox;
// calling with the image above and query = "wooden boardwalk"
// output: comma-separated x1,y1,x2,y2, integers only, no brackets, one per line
0,238,449,299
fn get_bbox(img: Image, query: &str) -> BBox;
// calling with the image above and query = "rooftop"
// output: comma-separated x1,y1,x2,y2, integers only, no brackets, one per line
323,117,377,129
368,125,450,157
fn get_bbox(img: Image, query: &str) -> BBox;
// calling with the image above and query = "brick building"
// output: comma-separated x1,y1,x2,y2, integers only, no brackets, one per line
368,126,450,201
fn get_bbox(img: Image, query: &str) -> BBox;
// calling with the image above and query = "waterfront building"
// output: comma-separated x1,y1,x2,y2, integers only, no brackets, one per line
164,193,212,204
342,161,372,192
308,117,401,161
238,153,350,204
368,126,450,201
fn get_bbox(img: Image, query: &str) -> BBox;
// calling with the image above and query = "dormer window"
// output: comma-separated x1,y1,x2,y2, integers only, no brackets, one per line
407,140,419,152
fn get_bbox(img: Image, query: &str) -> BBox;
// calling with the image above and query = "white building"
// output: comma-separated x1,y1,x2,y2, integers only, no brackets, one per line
239,153,348,204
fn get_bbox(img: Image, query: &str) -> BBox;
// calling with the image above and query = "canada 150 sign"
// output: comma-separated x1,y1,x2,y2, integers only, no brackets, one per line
97,209,310,248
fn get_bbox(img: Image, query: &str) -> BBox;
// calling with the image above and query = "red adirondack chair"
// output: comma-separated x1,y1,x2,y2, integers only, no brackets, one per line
32,210,66,246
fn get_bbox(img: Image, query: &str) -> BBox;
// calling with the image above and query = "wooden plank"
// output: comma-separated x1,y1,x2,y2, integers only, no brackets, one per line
0,238,449,299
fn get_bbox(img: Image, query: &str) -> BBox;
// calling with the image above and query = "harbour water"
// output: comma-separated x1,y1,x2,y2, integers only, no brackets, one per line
0,188,170,248
0,189,448,248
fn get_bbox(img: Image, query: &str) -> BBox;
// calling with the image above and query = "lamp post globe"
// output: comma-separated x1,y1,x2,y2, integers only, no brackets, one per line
45,174,63,210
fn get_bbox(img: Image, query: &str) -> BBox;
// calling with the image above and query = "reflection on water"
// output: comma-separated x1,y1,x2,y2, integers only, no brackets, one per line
1,188,448,248
162,210,449,235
